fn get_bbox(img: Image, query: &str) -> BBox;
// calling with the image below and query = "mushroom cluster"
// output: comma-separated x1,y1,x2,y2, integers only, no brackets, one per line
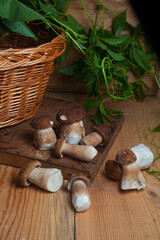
105,143,154,190
17,105,113,212
18,104,154,211
30,106,112,163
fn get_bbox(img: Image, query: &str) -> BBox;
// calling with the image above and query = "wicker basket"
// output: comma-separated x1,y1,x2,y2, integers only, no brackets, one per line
0,26,66,128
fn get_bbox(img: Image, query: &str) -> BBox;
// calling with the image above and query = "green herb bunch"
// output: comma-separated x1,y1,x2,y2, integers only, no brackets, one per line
58,1,160,123
0,0,159,123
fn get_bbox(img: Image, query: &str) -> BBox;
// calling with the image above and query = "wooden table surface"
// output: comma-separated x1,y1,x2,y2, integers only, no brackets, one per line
0,91,160,240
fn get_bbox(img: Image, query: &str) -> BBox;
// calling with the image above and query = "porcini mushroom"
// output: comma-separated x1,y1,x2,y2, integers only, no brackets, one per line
105,144,154,183
31,115,57,150
17,160,63,192
105,160,122,181
130,143,154,169
80,124,112,147
56,106,86,144
67,174,91,212
115,149,146,190
54,139,97,161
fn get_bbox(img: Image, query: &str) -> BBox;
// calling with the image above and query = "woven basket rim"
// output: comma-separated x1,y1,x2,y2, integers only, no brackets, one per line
0,31,65,54
0,32,66,71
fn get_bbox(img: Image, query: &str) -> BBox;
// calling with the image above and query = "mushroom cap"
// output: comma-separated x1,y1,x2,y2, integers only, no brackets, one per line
92,124,112,145
31,115,54,130
56,106,86,125
17,160,41,187
105,160,122,181
67,173,90,191
115,149,137,165
54,138,66,158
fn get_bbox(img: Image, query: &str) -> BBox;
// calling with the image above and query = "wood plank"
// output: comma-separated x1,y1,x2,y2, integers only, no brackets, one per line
0,93,159,240
0,97,123,183
76,93,160,240
45,91,87,104
0,165,74,240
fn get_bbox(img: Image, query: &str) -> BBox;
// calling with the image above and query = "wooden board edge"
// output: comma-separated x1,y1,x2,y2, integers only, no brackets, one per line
0,151,92,181
90,115,124,182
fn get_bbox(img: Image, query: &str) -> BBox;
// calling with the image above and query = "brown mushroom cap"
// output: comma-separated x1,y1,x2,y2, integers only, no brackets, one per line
54,138,66,158
17,160,41,187
92,124,112,145
105,160,122,181
56,106,86,125
31,115,54,130
115,149,137,165
67,173,90,191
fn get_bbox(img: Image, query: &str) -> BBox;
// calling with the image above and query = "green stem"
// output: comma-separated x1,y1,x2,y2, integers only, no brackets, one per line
146,170,160,181
94,4,102,32
134,37,160,89
45,21,61,36
101,57,131,100
154,154,160,162
127,59,142,70
147,71,160,88
66,32,85,54
150,69,160,88
136,36,145,53
50,16,87,39
79,0,95,27
101,7,104,29
97,0,117,17
48,21,85,54
102,97,112,102
96,73,103,100
64,0,72,13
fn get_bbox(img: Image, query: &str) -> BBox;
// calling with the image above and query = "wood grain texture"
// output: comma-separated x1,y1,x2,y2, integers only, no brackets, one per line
0,93,159,240
75,93,160,240
0,165,74,240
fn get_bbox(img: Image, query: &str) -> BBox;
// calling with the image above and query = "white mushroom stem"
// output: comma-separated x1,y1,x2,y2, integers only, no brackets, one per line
131,143,154,169
71,180,91,212
59,121,85,144
62,143,97,161
80,132,103,147
34,127,57,150
28,168,63,192
121,162,146,190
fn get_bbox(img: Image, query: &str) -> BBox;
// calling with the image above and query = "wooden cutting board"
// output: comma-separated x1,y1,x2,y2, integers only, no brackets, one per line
0,97,123,183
